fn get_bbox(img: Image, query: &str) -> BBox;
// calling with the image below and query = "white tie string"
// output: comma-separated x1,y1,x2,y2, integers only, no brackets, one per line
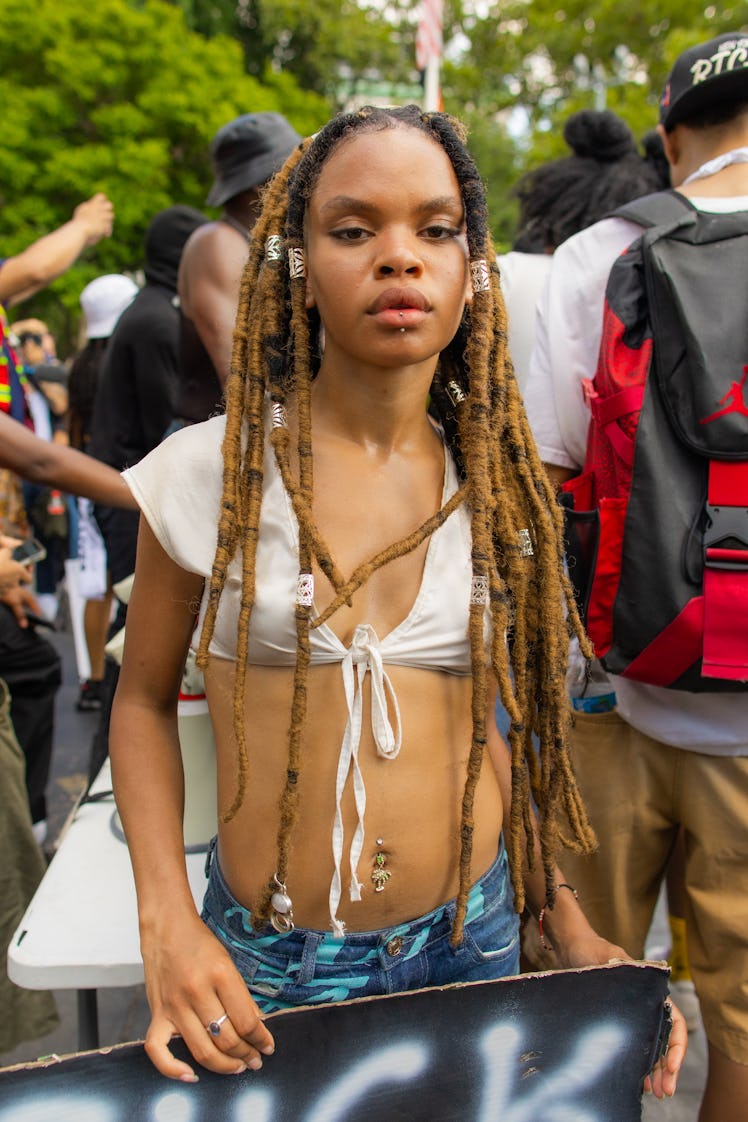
328,624,402,937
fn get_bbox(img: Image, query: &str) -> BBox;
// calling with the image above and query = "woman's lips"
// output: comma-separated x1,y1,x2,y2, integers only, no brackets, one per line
368,287,430,327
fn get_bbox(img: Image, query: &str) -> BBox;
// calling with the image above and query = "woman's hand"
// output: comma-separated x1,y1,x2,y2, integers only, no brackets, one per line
544,923,687,1098
644,999,688,1100
550,929,629,971
141,911,275,1082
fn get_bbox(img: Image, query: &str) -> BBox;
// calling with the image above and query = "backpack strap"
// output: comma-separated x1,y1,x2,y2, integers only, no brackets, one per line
610,189,695,229
702,460,748,681
584,381,646,468
618,461,748,686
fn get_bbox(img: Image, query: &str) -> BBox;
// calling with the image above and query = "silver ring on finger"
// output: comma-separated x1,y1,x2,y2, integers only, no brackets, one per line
207,1012,229,1036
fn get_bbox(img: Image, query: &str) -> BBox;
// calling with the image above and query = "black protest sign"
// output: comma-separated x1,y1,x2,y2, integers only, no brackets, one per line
0,962,670,1121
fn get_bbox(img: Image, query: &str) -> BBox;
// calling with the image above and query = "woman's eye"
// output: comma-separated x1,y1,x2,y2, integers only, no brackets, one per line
330,227,370,241
422,224,461,240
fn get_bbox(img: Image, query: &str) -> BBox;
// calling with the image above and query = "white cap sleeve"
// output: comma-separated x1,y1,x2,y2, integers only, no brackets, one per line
123,416,226,578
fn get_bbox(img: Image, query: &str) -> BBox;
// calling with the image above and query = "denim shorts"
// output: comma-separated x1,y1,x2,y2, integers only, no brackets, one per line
201,837,520,1014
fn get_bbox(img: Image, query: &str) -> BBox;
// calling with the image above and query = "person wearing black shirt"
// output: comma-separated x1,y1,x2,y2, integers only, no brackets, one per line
89,206,207,586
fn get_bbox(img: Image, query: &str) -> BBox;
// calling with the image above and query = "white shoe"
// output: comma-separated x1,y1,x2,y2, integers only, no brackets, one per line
670,978,701,1033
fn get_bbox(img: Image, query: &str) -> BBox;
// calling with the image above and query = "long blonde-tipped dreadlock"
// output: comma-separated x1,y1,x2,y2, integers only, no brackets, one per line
196,105,595,945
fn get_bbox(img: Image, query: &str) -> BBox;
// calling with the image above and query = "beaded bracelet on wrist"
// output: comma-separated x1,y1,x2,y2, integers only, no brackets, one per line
538,882,578,950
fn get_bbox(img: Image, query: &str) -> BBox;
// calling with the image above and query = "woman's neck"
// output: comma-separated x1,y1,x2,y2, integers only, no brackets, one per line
310,360,438,454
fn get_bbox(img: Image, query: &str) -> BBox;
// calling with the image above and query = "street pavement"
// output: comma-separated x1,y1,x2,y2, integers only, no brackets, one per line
1,619,708,1118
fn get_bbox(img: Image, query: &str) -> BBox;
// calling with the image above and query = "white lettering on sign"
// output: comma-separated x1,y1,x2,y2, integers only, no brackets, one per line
303,1042,429,1122
151,1089,196,1121
478,1020,627,1121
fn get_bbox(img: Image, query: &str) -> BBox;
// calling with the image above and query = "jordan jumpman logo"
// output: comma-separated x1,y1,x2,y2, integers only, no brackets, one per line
699,365,748,424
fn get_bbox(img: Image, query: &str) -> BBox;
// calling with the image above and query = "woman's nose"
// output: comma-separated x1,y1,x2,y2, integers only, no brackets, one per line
374,231,423,278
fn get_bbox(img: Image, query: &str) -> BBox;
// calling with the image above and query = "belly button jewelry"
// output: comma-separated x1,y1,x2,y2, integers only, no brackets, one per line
371,841,392,892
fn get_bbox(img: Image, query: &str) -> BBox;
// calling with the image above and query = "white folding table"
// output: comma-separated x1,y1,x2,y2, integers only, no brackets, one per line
7,759,208,1051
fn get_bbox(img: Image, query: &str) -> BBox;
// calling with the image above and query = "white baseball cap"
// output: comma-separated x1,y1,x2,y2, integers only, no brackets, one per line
80,274,139,339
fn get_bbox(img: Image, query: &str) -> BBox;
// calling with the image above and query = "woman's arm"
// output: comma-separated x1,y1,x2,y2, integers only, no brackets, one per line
0,413,136,508
110,517,274,1081
0,194,114,305
485,689,626,964
486,681,686,1098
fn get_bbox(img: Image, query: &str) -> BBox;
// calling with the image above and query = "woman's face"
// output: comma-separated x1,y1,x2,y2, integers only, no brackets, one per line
303,125,472,374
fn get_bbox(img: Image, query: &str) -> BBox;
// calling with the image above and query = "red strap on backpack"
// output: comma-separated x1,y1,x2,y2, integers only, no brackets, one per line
702,460,748,681
587,383,646,468
621,460,748,685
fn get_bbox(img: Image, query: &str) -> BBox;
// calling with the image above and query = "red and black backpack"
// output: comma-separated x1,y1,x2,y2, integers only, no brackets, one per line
561,191,748,691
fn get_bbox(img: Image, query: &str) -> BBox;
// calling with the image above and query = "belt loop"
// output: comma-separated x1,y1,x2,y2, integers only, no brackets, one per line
296,930,323,985
204,835,217,879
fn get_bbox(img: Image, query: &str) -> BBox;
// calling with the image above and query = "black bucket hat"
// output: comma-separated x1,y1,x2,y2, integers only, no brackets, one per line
206,112,302,207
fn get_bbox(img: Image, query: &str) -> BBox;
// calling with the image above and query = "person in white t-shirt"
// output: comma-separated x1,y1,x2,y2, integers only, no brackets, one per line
524,31,748,1122
499,110,668,393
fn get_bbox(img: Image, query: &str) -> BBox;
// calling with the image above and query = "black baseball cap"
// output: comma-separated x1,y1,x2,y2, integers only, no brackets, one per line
659,32,748,130
206,112,302,207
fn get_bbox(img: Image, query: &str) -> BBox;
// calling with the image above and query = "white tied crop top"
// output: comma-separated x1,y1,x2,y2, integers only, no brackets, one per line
125,408,490,936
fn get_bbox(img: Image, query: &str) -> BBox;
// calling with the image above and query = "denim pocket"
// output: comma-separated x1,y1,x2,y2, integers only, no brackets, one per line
201,870,293,998
461,906,519,968
456,872,521,979
241,951,291,1000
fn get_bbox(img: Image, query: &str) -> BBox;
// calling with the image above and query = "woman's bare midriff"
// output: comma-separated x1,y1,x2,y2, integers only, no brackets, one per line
204,658,504,931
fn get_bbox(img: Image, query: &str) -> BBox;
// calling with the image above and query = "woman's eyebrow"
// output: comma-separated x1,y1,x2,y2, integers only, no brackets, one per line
318,195,378,216
318,194,464,218
416,195,464,218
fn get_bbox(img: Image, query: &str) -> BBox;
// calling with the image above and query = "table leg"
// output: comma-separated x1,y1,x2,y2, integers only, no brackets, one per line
77,989,100,1051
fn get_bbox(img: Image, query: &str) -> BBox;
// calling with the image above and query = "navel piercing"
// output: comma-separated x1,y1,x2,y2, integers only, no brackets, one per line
470,258,491,292
446,379,467,406
518,528,534,557
271,401,288,428
266,234,283,262
371,849,392,893
270,874,295,934
399,327,406,333
471,574,489,605
288,247,306,279
296,573,314,607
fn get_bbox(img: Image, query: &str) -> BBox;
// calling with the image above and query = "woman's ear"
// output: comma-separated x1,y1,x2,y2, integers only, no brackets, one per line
463,269,473,308
305,282,316,310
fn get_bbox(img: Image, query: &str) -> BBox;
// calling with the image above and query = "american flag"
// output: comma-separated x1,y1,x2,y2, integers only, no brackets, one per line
415,0,444,71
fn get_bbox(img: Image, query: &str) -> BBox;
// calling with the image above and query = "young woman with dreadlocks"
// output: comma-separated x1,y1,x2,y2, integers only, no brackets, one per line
110,105,685,1091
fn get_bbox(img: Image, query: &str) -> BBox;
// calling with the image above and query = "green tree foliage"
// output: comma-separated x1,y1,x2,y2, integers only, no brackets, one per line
171,0,520,243
444,2,745,163
0,0,329,348
3,0,744,341
173,0,419,107
441,2,745,245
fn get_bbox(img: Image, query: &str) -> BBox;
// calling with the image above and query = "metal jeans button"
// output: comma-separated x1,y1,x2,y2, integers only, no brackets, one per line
386,936,403,957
